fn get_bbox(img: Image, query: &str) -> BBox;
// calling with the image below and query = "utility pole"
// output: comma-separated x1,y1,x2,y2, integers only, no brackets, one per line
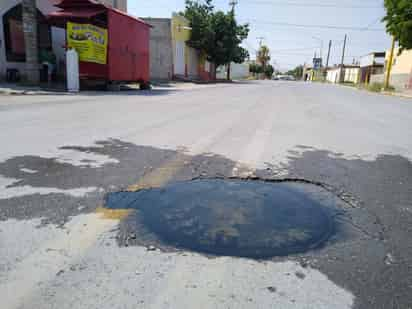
227,0,238,80
384,36,396,90
326,40,332,68
339,34,347,83
324,40,332,81
22,0,39,84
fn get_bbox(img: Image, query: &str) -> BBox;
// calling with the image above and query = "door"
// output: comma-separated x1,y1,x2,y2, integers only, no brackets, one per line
174,41,185,76
187,47,199,78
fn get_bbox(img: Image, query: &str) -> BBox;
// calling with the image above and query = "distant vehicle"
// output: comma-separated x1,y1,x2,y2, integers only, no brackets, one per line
274,75,296,81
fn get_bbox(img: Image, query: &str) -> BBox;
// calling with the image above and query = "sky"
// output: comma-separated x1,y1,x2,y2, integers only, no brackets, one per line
128,0,392,71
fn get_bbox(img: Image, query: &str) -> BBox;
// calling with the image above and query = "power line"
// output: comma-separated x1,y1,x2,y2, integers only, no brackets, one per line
241,0,383,9
240,19,385,31
270,46,319,52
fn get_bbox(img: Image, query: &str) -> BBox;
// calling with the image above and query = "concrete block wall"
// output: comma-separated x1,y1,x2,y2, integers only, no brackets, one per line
141,18,173,81
370,73,411,92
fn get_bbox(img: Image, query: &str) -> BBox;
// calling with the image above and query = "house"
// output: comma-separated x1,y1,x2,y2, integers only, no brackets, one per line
370,48,412,91
0,0,126,81
344,66,360,84
359,52,385,85
170,13,200,80
302,65,313,81
326,65,360,84
142,13,215,82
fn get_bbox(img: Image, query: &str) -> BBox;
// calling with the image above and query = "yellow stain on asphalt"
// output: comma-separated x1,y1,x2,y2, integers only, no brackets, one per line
95,152,190,220
127,153,188,191
95,207,131,220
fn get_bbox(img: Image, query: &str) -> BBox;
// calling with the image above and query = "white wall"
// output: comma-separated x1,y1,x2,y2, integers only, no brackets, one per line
344,68,360,83
216,63,249,80
326,68,340,83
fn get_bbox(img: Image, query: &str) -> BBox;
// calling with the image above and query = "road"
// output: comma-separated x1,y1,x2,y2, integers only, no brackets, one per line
0,81,411,309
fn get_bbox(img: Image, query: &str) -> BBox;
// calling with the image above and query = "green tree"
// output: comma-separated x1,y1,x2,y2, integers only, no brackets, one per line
264,64,274,79
257,45,271,69
183,0,214,51
249,63,257,75
184,0,249,80
383,0,412,51
286,65,304,79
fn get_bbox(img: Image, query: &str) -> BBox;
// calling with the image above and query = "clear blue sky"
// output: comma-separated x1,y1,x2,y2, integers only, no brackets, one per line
128,0,391,71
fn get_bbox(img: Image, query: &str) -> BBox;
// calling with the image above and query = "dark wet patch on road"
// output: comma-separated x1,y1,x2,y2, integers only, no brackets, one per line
105,179,338,259
0,139,240,224
0,140,411,307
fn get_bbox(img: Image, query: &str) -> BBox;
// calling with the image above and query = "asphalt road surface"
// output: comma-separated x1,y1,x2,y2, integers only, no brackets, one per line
0,81,411,309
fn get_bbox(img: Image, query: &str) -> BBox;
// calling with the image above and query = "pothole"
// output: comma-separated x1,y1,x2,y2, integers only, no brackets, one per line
105,179,345,259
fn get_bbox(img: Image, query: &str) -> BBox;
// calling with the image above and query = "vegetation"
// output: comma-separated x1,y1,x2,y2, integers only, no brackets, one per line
264,64,274,79
183,0,250,79
286,65,304,80
257,45,271,69
383,0,412,51
367,82,395,92
249,63,274,79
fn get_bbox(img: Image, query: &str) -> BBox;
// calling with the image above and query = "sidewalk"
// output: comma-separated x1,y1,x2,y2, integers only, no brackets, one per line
382,89,412,99
0,83,68,96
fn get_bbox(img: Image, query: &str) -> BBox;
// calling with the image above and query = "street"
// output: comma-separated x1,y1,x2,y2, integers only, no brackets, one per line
1,81,412,309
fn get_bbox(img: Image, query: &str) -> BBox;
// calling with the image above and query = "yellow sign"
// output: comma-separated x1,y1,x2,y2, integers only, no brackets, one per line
67,22,108,65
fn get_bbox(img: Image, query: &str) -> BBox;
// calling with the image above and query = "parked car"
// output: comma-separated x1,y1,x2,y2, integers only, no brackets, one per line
276,75,296,81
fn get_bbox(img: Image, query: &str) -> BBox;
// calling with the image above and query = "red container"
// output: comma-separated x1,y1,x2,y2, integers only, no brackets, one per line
48,0,151,84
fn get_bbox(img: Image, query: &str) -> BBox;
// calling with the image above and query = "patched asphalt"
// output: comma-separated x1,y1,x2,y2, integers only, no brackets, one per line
1,81,411,308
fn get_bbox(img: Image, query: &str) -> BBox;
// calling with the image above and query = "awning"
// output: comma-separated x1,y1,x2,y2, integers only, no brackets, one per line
48,8,106,27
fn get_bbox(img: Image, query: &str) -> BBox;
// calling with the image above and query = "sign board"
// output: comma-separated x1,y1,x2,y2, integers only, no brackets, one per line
67,22,108,65
313,58,322,70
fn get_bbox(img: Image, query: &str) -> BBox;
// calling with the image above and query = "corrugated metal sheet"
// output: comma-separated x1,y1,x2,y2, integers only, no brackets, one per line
48,0,151,82
107,9,150,81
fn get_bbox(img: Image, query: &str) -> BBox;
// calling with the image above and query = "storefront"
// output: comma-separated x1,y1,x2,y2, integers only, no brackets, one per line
48,0,151,85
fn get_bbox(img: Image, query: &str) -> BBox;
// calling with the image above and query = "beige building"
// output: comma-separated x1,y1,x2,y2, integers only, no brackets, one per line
370,48,412,91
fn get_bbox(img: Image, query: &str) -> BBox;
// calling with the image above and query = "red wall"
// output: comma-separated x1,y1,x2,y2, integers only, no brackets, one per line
107,10,150,82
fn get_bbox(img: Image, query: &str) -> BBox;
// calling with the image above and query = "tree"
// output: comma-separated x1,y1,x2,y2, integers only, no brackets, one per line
383,0,412,51
249,63,258,76
257,45,271,69
184,0,249,80
286,65,304,79
22,0,39,84
264,64,274,79
184,0,214,51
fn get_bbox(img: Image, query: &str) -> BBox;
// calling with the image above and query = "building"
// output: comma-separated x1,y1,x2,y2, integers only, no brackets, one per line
0,0,126,81
141,18,173,80
99,0,126,12
326,67,341,83
326,65,360,84
370,48,412,91
344,66,360,84
359,52,385,85
302,65,312,81
170,13,200,80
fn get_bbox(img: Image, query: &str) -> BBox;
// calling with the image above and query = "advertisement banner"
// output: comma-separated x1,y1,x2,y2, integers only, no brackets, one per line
67,22,108,65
